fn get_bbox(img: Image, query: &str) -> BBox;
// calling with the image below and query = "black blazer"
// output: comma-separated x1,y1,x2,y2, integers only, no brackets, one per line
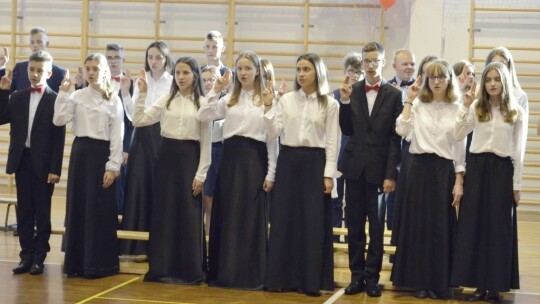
339,79,403,186
0,61,66,93
0,87,66,180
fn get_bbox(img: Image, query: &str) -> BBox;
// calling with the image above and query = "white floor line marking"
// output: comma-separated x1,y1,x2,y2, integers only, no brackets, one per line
324,288,345,304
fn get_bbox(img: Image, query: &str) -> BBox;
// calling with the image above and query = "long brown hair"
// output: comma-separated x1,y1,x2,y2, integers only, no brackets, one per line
165,57,203,110
293,53,330,108
475,61,517,124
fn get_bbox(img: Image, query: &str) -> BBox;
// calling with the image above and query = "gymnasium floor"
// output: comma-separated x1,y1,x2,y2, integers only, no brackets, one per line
1,194,539,304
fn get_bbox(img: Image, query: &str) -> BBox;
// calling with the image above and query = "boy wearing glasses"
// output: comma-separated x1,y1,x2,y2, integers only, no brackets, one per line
338,42,402,297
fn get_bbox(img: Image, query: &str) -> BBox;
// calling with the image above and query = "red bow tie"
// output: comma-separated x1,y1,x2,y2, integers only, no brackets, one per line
365,84,380,92
112,76,122,82
30,86,44,94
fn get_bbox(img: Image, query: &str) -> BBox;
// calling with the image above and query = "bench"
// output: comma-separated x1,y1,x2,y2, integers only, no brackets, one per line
0,197,17,231
51,226,397,254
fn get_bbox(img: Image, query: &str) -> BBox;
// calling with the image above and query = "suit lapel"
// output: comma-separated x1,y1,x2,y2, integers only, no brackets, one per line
354,80,370,122
31,88,52,134
369,80,388,120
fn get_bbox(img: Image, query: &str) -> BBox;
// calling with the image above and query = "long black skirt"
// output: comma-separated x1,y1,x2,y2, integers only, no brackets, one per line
265,146,334,293
63,137,119,277
144,138,205,284
121,123,161,255
451,153,519,292
391,153,457,291
207,136,268,290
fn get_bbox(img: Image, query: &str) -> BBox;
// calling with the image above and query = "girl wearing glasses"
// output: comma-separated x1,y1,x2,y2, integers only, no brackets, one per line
451,61,523,302
120,41,174,262
391,59,465,300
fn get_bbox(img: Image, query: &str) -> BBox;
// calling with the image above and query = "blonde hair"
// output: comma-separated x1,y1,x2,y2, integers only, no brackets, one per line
475,61,517,124
84,53,114,101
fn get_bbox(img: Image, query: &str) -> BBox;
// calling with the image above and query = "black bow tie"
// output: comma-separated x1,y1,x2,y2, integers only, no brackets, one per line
400,80,415,87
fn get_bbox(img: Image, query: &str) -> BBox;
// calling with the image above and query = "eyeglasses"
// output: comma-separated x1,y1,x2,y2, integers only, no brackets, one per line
106,56,122,61
202,78,217,84
427,75,449,82
362,58,383,66
346,69,363,76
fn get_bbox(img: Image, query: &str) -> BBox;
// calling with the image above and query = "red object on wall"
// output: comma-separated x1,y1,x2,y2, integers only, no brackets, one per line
380,0,396,9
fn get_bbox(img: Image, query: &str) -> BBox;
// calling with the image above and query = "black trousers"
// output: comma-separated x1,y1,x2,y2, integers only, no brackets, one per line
345,174,384,283
14,148,54,264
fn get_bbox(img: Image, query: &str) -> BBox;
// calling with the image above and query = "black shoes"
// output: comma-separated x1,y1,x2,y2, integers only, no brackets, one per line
12,260,45,275
344,281,381,297
29,263,44,275
366,282,381,297
469,289,487,302
12,260,32,274
415,289,428,299
344,281,365,295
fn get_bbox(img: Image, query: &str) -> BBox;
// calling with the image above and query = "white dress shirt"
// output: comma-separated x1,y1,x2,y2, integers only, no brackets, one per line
198,89,278,181
26,87,44,147
133,92,212,182
396,98,466,173
264,89,341,178
365,80,381,115
53,87,124,171
455,101,524,190
122,71,173,121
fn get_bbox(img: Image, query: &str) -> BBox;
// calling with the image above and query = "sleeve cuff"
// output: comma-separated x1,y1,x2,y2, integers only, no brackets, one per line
340,99,351,105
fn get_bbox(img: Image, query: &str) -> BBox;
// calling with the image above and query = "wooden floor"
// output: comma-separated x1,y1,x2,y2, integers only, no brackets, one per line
1,193,540,304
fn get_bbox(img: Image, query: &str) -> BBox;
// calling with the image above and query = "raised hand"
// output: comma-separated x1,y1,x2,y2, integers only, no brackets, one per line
339,76,352,101
262,79,274,106
214,69,232,93
137,68,148,93
405,75,422,101
75,67,84,87
120,68,132,92
277,79,288,98
462,80,476,108
59,70,72,92
0,47,9,68
0,69,12,90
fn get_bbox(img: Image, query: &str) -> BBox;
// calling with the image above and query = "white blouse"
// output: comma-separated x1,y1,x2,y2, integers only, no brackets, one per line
53,87,124,171
396,98,466,173
122,71,173,121
264,89,340,178
133,92,211,182
198,89,278,181
455,101,524,190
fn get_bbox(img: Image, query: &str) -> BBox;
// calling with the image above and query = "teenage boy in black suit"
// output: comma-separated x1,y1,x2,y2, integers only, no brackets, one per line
0,50,66,275
339,41,402,297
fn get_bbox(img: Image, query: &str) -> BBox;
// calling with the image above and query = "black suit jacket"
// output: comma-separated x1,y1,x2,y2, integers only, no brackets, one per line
0,61,66,93
339,79,402,186
0,87,66,180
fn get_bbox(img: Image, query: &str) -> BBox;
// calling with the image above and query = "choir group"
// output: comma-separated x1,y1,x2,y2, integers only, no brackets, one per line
0,27,533,302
